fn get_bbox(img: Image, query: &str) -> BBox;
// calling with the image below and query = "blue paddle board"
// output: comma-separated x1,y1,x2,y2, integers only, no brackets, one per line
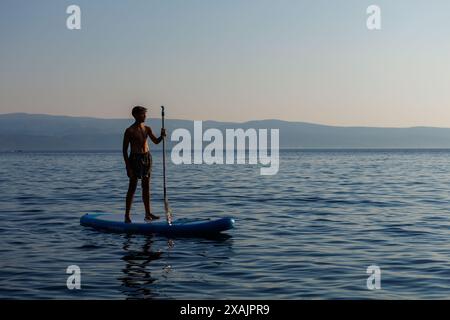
80,213,235,236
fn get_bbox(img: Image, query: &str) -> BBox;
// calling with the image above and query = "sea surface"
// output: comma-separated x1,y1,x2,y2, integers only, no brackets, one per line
1,149,450,299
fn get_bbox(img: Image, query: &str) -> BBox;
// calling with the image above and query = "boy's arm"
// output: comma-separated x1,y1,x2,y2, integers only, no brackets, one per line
147,126,165,144
122,130,131,167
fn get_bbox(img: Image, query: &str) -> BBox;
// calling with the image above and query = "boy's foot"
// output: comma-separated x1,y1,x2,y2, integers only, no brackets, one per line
124,215,132,223
144,213,160,223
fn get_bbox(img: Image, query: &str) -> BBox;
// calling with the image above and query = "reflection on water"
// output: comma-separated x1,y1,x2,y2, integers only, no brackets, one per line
119,235,162,299
117,234,232,299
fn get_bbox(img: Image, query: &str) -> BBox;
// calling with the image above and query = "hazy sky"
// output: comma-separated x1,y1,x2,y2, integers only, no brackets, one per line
1,0,450,127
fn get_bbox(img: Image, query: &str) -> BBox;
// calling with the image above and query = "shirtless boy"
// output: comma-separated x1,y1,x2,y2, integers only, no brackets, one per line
122,106,166,223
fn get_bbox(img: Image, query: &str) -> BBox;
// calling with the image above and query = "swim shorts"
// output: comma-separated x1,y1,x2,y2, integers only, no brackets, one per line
128,152,152,179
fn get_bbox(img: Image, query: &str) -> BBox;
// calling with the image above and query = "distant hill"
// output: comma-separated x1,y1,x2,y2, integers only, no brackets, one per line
1,112,450,150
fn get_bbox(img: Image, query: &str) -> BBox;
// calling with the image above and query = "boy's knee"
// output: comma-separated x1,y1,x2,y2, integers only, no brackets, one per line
129,178,138,187
141,178,150,189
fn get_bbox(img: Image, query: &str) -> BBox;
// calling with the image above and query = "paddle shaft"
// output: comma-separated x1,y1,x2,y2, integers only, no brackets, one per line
161,106,167,203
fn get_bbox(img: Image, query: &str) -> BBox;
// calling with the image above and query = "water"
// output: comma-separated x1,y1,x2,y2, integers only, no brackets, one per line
1,149,450,299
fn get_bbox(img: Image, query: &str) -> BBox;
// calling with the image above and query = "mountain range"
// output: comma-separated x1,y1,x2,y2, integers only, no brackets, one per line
1,113,450,150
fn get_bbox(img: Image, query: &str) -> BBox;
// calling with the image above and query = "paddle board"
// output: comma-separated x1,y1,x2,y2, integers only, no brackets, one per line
80,213,235,236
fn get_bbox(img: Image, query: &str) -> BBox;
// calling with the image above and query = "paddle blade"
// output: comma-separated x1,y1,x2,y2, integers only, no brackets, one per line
164,200,173,225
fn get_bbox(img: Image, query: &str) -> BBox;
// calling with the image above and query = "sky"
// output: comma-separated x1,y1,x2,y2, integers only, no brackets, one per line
1,0,450,127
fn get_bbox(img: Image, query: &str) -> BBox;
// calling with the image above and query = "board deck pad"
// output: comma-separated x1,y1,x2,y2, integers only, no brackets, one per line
80,213,235,236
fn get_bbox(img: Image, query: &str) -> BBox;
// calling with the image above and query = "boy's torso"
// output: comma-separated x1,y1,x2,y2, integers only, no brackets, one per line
128,125,150,154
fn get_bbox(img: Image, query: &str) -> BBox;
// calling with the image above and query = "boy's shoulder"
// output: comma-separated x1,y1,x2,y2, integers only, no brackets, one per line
124,125,136,134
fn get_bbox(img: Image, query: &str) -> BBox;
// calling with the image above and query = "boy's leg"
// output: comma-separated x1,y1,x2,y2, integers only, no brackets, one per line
142,176,159,220
125,177,138,223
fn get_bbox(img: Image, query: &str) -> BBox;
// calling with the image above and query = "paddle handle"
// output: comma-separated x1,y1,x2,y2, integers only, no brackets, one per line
161,106,167,202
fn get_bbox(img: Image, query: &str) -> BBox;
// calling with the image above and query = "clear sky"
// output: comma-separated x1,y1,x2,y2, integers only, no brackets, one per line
1,0,450,127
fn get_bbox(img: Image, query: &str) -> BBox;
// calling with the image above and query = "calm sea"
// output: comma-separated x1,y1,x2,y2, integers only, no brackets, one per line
1,150,450,299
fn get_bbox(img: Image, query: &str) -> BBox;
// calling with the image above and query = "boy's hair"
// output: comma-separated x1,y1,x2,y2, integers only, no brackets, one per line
132,106,147,118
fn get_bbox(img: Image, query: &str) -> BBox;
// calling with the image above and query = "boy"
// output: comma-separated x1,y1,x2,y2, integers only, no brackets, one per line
122,106,166,223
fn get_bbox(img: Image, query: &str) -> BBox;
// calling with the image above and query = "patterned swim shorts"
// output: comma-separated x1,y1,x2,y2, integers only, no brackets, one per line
128,152,152,179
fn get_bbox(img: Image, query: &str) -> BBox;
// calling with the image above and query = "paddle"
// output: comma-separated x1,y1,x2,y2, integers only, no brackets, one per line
161,106,173,225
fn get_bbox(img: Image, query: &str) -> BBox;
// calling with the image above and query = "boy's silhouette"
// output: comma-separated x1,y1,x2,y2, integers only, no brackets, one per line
122,106,166,223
